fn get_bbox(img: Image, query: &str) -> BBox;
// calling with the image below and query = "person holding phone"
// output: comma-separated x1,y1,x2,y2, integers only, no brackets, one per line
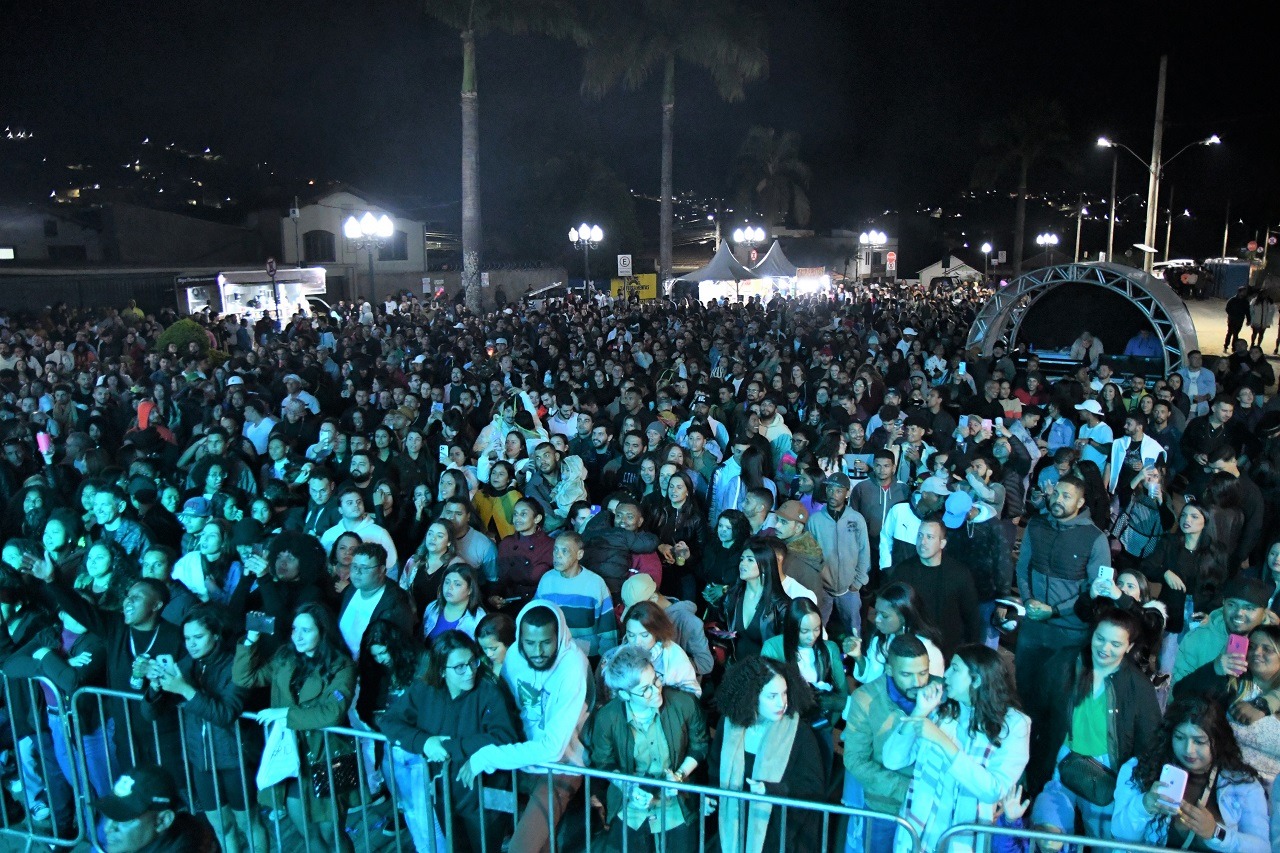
142,604,267,853
1112,696,1270,851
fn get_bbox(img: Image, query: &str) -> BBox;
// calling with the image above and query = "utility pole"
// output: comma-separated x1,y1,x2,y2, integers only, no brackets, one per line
1142,55,1168,273
1106,153,1117,262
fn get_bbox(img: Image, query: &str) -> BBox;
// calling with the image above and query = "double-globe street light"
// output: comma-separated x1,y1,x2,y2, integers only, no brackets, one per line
1036,233,1059,265
1097,133,1219,271
859,230,887,280
569,223,603,293
343,212,395,302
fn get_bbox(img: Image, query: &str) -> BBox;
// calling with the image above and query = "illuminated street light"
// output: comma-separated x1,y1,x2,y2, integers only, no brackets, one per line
981,242,993,279
343,212,395,301
1036,232,1059,265
569,223,603,292
1096,133,1219,272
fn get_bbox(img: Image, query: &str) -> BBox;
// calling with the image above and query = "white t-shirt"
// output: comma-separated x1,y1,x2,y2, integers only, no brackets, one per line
339,586,386,659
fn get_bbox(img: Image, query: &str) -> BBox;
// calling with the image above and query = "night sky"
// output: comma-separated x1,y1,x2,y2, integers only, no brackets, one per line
3,0,1274,254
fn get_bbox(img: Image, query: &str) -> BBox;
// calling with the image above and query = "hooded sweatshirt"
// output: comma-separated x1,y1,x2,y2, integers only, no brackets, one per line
467,599,591,773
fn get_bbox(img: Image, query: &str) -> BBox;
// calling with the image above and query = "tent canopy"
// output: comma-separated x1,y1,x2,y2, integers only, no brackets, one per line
675,240,761,283
751,240,798,278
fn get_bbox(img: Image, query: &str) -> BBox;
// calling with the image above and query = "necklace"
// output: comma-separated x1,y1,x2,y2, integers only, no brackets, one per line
129,625,160,657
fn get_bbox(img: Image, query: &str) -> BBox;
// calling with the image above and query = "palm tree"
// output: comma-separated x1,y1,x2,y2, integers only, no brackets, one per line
580,0,767,283
424,0,576,313
975,101,1070,277
733,126,811,227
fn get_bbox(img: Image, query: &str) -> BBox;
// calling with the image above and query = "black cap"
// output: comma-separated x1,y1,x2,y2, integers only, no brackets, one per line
95,766,179,821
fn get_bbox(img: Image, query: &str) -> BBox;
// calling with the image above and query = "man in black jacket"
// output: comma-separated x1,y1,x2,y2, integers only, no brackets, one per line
283,468,341,538
888,519,984,659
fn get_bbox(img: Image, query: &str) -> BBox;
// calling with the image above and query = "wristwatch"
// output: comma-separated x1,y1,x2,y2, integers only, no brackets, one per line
1213,823,1227,842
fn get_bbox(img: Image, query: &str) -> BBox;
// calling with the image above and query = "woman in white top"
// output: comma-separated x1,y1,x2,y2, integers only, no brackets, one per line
846,582,945,687
882,644,1031,853
620,601,701,698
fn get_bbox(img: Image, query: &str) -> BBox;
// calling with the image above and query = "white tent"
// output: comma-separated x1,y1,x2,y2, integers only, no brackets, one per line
916,255,983,284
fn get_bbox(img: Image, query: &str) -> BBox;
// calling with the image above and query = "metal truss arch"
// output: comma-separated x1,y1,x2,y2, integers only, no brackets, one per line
966,262,1199,376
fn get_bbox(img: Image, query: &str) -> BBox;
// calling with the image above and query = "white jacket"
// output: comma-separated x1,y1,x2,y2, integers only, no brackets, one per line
468,600,591,772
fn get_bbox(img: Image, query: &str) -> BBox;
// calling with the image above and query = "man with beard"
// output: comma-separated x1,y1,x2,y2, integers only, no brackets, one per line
808,473,871,638
600,431,645,495
1013,475,1108,711
843,635,938,851
458,602,591,853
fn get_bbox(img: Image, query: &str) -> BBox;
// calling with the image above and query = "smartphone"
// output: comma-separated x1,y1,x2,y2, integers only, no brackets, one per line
981,418,994,432
154,654,176,671
438,445,449,464
1227,634,1250,658
1096,565,1115,585
1157,764,1189,809
958,362,967,375
431,402,444,413
245,612,277,635
36,432,53,454
995,417,1003,427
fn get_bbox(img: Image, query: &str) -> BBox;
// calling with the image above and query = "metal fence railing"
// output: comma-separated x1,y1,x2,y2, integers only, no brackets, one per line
938,821,1194,853
3,675,1233,853
1,673,88,848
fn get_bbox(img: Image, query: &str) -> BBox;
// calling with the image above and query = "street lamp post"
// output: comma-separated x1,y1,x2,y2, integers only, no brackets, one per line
569,223,603,294
858,230,887,280
343,212,395,302
1074,199,1088,263
1036,233,1059,265
981,242,993,280
733,225,767,258
1097,131,1219,272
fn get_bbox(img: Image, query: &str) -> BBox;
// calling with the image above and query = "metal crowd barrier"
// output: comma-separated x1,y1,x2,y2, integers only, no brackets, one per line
1,672,88,848
479,760,922,853
5,677,1200,853
938,822,1187,853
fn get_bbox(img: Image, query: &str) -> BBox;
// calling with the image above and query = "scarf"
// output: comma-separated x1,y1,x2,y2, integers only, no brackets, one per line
718,713,799,853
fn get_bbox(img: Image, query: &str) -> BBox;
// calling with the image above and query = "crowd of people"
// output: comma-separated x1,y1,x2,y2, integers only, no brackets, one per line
1,277,1280,853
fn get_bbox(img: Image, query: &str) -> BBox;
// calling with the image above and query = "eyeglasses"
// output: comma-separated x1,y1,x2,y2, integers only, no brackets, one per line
623,674,663,701
446,658,480,675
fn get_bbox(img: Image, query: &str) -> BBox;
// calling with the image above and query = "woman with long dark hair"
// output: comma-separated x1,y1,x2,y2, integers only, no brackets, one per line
846,581,945,685
763,597,849,732
144,604,267,853
722,539,792,661
701,509,751,605
382,630,519,853
1025,611,1161,838
1112,696,1269,850
1142,501,1229,638
233,602,358,853
421,563,487,642
1172,623,1280,787
710,655,825,852
652,470,705,601
882,645,1031,853
171,519,244,607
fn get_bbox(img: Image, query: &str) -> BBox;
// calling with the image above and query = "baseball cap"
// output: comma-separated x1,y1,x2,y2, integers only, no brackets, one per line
692,392,710,407
225,375,244,386
920,476,952,497
902,327,918,336
776,500,809,525
282,373,304,386
824,472,851,491
1074,400,1103,416
1222,577,1271,609
95,766,179,821
181,497,211,518
621,574,658,609
942,491,974,529
128,477,158,503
